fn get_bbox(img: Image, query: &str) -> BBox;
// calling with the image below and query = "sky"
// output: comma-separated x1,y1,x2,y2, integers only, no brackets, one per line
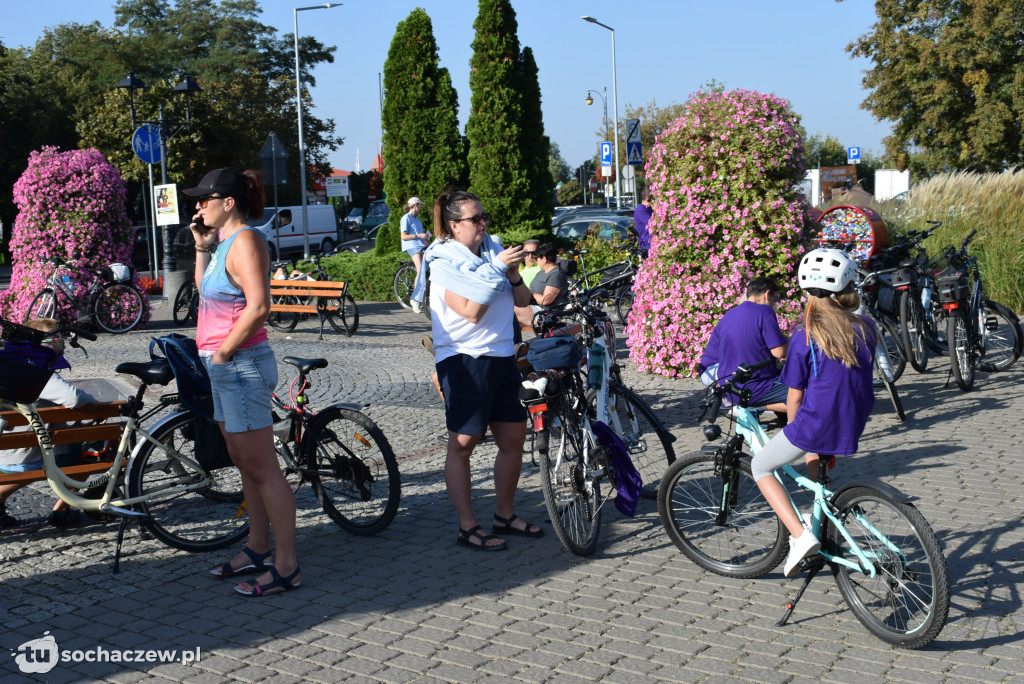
1,0,891,174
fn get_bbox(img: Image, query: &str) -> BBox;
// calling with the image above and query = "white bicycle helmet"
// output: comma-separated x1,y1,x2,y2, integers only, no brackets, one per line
798,248,857,296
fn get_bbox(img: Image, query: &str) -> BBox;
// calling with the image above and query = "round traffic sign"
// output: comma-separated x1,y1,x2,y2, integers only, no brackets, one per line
589,177,599,192
132,124,162,165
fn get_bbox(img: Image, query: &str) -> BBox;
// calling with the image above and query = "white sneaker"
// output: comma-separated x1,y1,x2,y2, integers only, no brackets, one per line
411,301,422,314
783,530,820,578
802,513,813,531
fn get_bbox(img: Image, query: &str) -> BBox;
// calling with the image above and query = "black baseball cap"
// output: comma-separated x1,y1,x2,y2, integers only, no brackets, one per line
183,168,246,197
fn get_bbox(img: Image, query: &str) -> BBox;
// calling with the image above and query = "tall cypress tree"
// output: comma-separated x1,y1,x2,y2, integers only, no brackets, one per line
467,0,532,243
379,8,465,254
518,47,553,236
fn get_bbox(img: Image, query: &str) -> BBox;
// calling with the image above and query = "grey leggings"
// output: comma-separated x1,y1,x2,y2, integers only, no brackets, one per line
751,430,809,481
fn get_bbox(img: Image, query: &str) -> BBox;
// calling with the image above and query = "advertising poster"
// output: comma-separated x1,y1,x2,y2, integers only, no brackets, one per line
154,183,180,226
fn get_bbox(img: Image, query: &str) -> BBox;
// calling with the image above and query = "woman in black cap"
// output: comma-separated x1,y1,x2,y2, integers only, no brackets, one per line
183,167,300,596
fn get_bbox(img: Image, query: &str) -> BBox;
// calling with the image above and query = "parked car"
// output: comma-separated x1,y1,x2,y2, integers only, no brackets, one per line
249,204,339,259
553,216,635,243
361,200,390,231
552,206,633,228
337,225,380,254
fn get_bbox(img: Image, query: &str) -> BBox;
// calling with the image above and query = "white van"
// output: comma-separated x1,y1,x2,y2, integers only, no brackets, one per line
250,204,339,260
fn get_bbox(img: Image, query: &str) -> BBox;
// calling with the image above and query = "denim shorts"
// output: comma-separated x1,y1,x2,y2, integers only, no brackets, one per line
404,246,425,257
437,353,527,436
202,341,278,433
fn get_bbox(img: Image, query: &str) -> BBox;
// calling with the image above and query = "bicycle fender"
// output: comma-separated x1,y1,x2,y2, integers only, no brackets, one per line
325,401,367,411
830,478,917,504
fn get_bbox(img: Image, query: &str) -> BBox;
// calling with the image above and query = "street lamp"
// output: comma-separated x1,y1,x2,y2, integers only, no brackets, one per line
294,2,341,259
116,71,202,283
581,16,621,210
585,88,610,208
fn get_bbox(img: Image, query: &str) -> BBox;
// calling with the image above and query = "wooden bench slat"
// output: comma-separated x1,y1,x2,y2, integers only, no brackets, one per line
271,283,346,294
269,305,343,314
0,423,124,450
1,401,125,428
0,461,115,486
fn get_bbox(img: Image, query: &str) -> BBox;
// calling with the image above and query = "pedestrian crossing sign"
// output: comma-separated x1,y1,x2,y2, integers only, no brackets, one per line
627,142,643,165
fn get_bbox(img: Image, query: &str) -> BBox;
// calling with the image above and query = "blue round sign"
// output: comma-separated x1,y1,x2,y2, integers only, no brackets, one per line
132,124,162,165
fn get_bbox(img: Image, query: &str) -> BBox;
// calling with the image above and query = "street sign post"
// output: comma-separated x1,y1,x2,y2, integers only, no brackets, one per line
626,119,641,143
627,142,643,165
847,146,861,165
260,132,289,258
132,124,162,165
600,141,613,178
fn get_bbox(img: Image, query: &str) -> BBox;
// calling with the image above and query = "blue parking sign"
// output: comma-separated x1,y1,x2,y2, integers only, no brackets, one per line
600,142,613,166
847,146,861,161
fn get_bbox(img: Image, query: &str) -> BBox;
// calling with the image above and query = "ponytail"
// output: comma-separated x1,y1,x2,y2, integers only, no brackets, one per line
432,188,479,240
239,168,265,221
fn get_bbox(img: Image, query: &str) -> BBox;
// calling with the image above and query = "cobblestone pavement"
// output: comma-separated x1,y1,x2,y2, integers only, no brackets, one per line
3,299,1024,683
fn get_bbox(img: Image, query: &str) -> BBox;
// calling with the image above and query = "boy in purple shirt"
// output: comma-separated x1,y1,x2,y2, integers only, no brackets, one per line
698,278,787,414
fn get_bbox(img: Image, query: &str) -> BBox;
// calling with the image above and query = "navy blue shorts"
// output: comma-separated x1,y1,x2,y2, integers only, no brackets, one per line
436,354,527,436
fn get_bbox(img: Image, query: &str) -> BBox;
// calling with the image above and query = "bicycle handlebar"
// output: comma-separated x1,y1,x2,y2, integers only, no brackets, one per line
706,357,776,423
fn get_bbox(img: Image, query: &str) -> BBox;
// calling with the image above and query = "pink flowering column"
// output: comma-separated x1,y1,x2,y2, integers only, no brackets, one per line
626,90,810,377
0,147,150,326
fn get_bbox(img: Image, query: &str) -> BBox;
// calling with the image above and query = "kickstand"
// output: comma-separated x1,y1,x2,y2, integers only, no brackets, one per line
112,516,129,574
776,559,824,627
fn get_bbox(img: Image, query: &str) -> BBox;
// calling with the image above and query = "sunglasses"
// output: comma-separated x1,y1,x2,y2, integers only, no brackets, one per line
524,251,537,257
198,194,225,208
456,211,491,226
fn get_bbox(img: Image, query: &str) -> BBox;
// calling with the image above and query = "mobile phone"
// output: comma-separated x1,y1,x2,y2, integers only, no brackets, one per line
193,215,211,234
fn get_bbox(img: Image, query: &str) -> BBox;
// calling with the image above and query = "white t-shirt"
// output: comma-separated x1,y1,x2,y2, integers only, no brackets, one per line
430,284,515,362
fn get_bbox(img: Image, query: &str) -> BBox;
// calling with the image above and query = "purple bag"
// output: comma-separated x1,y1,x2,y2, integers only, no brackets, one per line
592,421,642,517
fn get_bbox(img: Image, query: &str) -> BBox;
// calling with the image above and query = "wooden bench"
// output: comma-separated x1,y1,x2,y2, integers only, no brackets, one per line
269,280,352,339
0,402,125,486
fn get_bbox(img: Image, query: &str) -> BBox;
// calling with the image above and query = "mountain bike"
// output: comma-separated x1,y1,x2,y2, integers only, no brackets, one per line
890,222,941,373
25,255,144,334
937,230,1023,391
657,360,949,648
566,248,641,325
268,253,358,335
172,279,199,327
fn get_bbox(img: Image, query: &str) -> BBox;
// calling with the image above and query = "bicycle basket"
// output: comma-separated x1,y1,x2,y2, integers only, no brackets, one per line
936,271,969,304
891,267,917,290
109,262,131,283
527,336,581,371
0,339,67,404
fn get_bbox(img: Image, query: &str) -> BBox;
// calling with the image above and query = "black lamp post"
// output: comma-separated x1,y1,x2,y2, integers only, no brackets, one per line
116,71,201,275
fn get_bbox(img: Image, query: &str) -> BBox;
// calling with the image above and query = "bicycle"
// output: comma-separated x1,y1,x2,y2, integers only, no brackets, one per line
657,360,949,648
172,278,199,327
25,255,145,334
393,260,430,319
0,318,247,570
855,268,907,421
889,222,941,373
935,230,1023,390
269,355,401,535
566,248,641,325
267,253,359,335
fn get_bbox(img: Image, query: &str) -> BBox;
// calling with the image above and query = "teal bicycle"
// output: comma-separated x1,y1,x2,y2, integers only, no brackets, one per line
657,360,950,648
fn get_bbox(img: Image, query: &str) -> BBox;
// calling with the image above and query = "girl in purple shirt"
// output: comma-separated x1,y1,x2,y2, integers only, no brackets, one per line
751,249,877,578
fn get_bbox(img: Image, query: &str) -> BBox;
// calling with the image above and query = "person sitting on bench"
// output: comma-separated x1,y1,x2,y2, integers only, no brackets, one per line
0,318,97,529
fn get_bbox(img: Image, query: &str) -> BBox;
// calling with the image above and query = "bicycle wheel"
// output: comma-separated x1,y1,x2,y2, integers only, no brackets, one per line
393,264,416,309
829,486,950,648
26,288,58,321
267,295,299,331
899,290,928,373
173,280,197,327
303,406,400,535
539,392,602,556
601,383,676,499
615,286,634,326
94,282,144,333
948,312,976,391
127,411,249,552
657,453,787,578
876,316,906,382
978,300,1023,372
320,294,359,336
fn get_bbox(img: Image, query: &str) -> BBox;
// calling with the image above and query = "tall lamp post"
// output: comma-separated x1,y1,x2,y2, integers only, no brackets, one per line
582,16,621,210
585,88,609,208
294,2,340,259
116,71,201,290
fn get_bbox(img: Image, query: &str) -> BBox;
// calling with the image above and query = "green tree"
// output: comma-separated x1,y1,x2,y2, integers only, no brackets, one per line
379,8,465,254
556,179,583,206
847,0,1024,171
548,142,571,184
517,46,553,235
467,0,532,243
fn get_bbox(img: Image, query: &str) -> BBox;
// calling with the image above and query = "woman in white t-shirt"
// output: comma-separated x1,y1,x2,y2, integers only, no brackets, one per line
426,189,544,551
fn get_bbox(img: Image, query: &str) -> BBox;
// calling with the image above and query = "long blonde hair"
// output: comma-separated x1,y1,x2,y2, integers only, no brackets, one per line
803,292,876,368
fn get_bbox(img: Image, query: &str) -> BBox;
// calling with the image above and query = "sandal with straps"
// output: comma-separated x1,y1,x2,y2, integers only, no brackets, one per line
492,513,543,538
235,566,302,596
457,525,507,552
209,546,272,578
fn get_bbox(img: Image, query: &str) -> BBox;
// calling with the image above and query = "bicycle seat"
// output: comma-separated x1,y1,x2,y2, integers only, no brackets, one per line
282,356,328,374
115,359,175,386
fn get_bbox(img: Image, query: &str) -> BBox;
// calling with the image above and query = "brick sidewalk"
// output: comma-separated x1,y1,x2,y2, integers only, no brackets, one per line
2,301,1024,682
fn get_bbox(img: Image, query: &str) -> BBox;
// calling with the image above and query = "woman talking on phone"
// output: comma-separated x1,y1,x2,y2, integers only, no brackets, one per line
419,188,543,551
184,167,300,596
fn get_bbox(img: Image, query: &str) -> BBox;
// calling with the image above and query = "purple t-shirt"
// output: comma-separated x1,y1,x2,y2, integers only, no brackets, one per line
781,317,876,455
699,301,786,401
633,203,653,251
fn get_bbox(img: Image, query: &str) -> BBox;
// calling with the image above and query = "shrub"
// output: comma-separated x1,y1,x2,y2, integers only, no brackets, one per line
628,90,809,377
315,250,408,302
0,147,149,326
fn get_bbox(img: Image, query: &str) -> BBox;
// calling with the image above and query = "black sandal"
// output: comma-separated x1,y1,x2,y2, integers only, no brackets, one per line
210,546,272,578
235,566,301,596
457,525,507,552
492,513,543,538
